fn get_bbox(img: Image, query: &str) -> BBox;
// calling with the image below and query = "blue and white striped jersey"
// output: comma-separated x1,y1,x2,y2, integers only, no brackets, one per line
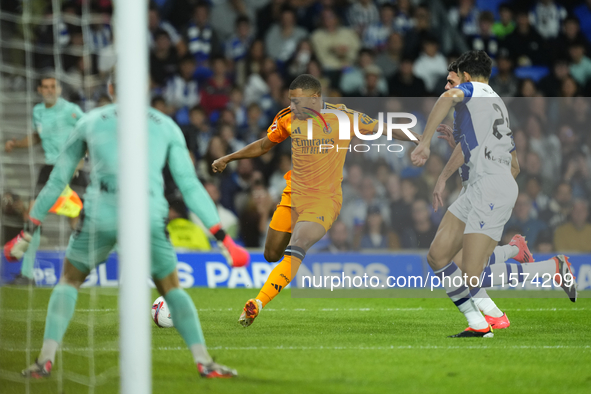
453,81,515,186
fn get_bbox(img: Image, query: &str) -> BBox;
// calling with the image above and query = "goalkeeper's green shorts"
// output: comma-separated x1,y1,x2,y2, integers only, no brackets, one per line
65,212,177,280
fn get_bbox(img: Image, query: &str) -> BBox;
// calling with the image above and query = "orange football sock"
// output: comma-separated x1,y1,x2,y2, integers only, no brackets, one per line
256,246,306,307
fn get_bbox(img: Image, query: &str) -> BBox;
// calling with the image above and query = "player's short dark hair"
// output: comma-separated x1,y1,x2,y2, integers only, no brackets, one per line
289,74,321,94
498,2,512,12
38,73,58,86
235,15,250,26
151,95,166,106
479,11,494,23
153,28,170,40
456,50,492,79
194,1,210,11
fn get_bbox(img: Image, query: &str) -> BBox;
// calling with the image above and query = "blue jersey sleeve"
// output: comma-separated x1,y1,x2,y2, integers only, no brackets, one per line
455,82,474,104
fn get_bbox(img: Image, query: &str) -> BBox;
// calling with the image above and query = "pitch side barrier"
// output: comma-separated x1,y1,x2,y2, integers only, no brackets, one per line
1,251,590,296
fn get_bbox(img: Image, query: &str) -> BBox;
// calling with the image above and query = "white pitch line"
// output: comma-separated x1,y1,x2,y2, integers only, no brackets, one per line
1,345,589,353
1,307,588,313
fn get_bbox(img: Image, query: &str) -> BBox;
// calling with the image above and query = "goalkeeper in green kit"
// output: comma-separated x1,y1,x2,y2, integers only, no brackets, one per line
9,79,249,379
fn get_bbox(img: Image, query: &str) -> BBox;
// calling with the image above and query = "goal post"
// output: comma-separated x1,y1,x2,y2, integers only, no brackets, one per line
115,0,151,393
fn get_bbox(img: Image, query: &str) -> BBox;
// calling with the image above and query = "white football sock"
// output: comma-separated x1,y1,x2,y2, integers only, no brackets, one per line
471,287,504,318
434,262,489,330
39,339,59,364
190,344,212,364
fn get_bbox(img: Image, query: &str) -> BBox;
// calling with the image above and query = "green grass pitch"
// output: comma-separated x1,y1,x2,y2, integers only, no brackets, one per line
0,287,590,394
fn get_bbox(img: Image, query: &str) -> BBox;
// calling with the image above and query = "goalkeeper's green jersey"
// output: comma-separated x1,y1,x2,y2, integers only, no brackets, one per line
32,98,84,164
30,104,215,229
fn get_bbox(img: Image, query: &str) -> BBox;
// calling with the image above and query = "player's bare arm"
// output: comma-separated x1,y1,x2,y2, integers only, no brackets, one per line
5,133,41,152
433,144,464,212
510,150,519,179
212,136,278,173
411,89,464,167
436,123,456,149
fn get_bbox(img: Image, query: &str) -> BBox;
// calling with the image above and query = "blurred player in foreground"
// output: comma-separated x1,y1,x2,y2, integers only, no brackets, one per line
4,76,87,285
411,51,577,338
212,74,419,327
10,78,249,379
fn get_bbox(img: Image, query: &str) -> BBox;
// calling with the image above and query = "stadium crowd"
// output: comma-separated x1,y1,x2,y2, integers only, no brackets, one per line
2,0,591,253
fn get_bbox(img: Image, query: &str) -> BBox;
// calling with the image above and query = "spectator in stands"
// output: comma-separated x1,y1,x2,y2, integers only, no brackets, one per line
505,193,548,246
148,3,183,54
388,57,427,97
560,75,580,97
394,0,414,33
167,198,211,251
164,55,199,125
526,116,562,186
468,11,498,59
225,15,253,63
239,180,275,247
529,0,567,40
573,0,591,44
354,65,388,97
362,3,396,52
341,177,387,248
375,32,404,79
265,7,307,63
563,150,591,199
525,175,550,215
198,135,231,181
556,16,589,60
239,103,265,144
347,0,379,36
88,7,112,53
360,205,399,250
401,199,437,249
489,51,518,97
342,163,364,207
311,8,361,81
502,9,546,66
568,41,591,87
182,105,212,159
412,36,448,94
534,229,555,253
203,181,239,238
219,123,245,153
256,0,286,39
184,2,220,65
540,182,572,229
538,58,570,97
210,0,256,43
554,199,591,252
286,40,315,81
517,78,538,97
200,56,232,116
389,176,417,236
321,220,351,253
220,158,257,213
448,0,480,37
340,49,385,96
404,5,437,59
492,3,515,40
150,29,179,87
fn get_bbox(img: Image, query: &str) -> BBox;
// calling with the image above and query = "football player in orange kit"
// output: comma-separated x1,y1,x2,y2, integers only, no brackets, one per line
212,74,419,327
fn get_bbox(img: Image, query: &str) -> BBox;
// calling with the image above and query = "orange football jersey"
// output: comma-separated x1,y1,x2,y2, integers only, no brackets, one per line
267,103,379,198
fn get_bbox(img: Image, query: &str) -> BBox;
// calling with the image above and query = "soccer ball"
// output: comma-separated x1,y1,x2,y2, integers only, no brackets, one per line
151,296,174,328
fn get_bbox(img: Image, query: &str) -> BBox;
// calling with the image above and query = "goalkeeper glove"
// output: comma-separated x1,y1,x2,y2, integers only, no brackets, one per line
210,225,250,268
3,218,40,262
